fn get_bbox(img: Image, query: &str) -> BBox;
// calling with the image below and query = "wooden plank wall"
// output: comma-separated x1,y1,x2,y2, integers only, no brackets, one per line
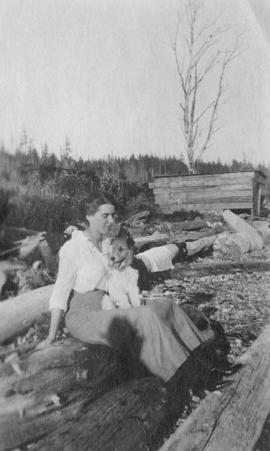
150,172,256,214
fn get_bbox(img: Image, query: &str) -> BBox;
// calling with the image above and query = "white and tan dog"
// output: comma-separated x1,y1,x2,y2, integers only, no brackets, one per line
102,235,141,310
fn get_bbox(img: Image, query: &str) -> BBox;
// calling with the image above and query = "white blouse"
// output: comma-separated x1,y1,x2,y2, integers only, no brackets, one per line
49,231,110,311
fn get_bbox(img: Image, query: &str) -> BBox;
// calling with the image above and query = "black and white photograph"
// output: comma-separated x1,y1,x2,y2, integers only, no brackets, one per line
0,0,270,449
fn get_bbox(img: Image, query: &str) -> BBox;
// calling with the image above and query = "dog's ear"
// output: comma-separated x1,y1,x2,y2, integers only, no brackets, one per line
119,247,133,270
118,224,135,250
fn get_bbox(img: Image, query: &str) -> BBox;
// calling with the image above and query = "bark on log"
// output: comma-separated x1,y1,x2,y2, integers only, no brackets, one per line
160,325,270,451
0,332,220,450
212,211,270,258
251,220,270,243
223,210,264,251
213,231,251,257
0,339,121,450
31,378,167,451
0,344,217,451
0,339,118,398
0,285,52,343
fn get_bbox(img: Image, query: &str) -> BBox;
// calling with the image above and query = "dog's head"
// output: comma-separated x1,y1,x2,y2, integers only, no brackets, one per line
109,234,135,270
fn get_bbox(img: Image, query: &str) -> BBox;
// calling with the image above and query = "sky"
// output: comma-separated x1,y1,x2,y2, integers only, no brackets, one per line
0,0,270,165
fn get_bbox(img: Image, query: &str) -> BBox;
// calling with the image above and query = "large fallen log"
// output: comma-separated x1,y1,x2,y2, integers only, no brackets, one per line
0,339,121,450
0,334,220,451
213,210,267,258
160,324,270,451
28,378,167,451
251,220,270,243
0,286,224,450
0,285,52,343
0,279,213,343
223,209,264,251
1,257,270,343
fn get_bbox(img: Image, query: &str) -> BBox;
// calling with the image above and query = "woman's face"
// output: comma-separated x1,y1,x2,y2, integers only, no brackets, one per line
88,203,116,236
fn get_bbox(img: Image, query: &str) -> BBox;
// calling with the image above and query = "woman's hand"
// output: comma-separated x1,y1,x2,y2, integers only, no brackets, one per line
36,308,63,350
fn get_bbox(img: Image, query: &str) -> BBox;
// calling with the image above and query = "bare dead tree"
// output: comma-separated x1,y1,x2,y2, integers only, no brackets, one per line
172,0,241,173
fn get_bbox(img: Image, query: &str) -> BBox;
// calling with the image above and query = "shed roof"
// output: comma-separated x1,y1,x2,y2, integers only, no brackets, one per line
153,170,266,180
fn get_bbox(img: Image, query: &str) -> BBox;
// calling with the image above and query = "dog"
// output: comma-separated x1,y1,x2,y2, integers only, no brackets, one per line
102,235,141,310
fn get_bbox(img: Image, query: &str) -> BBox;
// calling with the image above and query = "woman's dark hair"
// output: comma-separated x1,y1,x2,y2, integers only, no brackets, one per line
85,193,116,216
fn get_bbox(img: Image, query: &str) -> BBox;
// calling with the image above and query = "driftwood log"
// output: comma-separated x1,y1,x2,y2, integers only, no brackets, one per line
212,211,269,259
0,285,52,343
0,339,122,450
0,283,209,344
27,378,168,451
0,286,225,450
223,210,264,251
0,332,221,450
1,256,270,343
160,324,270,451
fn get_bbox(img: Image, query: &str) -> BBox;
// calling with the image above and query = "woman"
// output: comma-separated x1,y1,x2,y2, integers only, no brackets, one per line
39,195,214,382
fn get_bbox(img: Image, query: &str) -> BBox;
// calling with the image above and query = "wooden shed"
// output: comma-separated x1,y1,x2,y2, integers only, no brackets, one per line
149,171,267,215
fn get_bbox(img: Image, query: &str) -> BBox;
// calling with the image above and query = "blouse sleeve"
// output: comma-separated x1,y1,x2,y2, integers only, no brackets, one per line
49,244,77,312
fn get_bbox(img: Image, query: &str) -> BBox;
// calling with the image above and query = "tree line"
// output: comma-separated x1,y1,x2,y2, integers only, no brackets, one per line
0,143,269,233
1,145,268,186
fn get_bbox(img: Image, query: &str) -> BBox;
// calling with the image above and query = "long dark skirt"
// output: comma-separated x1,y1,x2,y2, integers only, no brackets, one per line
65,290,214,382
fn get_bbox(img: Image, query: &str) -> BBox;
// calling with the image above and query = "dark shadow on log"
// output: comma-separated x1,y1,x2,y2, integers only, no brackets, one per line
105,317,155,381
254,412,270,451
